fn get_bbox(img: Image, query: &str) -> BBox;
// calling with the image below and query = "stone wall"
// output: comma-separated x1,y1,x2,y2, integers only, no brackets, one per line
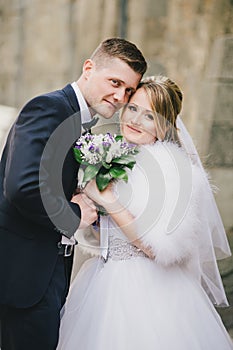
200,35,233,230
0,0,120,107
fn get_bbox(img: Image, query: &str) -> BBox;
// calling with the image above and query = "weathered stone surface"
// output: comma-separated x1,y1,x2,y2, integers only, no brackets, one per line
213,82,233,123
209,168,233,231
206,35,233,79
0,105,17,154
208,123,233,167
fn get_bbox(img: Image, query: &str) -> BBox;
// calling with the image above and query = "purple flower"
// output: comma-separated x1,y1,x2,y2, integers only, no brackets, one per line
120,142,127,148
102,141,111,148
128,143,137,149
106,132,114,140
85,134,93,141
88,144,95,152
75,143,82,149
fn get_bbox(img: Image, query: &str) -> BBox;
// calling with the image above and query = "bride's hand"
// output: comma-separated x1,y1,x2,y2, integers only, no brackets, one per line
83,180,115,207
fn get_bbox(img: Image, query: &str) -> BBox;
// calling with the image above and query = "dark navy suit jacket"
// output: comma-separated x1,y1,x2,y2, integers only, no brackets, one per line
0,84,82,308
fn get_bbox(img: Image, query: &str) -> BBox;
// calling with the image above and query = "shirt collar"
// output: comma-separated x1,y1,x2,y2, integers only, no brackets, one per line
71,81,92,124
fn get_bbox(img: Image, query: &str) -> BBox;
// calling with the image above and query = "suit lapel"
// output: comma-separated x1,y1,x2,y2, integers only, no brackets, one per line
61,83,82,139
62,84,80,112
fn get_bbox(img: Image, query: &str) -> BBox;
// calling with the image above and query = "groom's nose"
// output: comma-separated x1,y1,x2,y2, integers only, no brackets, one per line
113,88,128,103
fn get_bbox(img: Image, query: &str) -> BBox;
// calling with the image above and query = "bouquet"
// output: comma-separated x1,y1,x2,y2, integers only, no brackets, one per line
73,133,139,191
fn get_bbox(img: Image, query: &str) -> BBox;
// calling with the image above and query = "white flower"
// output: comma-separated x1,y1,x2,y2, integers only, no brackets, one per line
105,150,113,163
77,168,86,188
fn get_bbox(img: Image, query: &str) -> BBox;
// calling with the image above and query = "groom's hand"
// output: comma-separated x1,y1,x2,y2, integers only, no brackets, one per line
71,193,98,229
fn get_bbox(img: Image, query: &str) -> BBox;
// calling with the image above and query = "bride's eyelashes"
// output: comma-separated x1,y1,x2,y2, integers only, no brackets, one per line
127,103,138,112
127,104,155,121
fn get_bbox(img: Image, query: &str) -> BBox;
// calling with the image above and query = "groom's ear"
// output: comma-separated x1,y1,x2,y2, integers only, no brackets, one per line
82,59,94,79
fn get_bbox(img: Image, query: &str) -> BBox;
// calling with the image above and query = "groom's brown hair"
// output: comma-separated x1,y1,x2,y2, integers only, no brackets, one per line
91,38,147,76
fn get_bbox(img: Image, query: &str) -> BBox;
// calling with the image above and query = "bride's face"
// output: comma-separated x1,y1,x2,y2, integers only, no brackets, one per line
121,88,157,145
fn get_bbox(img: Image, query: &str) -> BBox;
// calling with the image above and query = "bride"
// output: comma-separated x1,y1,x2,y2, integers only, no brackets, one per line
57,76,233,349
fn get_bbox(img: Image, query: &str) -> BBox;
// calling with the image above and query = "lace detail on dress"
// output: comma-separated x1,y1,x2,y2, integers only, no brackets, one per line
107,234,148,261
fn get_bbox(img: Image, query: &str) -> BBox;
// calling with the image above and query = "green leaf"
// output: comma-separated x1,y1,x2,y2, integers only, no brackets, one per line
96,172,112,191
102,161,112,169
113,154,136,165
73,148,82,163
109,167,128,182
83,165,99,182
115,135,123,142
124,161,136,170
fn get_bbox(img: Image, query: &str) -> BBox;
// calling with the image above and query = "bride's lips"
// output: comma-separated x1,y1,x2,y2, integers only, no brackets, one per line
126,124,142,133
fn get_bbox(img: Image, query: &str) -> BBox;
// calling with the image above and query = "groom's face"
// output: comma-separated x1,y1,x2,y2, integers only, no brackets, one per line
82,58,141,118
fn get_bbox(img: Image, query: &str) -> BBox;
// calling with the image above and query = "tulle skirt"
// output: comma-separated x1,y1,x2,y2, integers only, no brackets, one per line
57,256,233,350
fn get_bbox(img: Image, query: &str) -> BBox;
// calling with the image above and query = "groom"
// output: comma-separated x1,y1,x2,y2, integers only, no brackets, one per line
0,38,147,349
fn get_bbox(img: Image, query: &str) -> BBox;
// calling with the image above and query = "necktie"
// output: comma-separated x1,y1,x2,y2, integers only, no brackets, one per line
82,117,99,134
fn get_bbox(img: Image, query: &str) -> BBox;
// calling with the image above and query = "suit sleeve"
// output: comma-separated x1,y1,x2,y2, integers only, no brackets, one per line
3,94,81,238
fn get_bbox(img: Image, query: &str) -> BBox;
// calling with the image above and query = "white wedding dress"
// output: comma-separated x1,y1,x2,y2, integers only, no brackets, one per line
57,143,233,350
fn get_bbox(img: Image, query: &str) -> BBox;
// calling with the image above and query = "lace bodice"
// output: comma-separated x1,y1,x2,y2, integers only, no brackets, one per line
100,215,147,262
107,233,148,261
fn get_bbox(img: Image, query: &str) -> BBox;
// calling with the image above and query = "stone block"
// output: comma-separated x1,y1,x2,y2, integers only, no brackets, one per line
208,122,233,167
206,35,233,79
213,83,233,123
208,168,233,231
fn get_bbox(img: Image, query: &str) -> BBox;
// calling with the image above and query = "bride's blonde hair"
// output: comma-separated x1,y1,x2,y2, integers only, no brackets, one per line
138,75,182,145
